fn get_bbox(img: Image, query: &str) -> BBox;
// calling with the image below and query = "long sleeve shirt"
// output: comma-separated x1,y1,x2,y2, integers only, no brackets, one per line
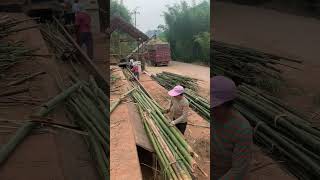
168,96,189,124
212,111,253,180
75,12,91,33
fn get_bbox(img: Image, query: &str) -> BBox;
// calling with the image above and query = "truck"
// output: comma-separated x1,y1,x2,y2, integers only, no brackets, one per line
144,40,171,66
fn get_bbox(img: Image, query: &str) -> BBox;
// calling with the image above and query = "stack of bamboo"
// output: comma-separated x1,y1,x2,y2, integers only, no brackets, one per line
152,73,210,122
235,84,320,179
156,71,198,91
40,23,75,60
0,42,35,74
0,15,37,39
41,20,109,179
211,41,302,92
123,68,204,179
65,76,109,179
0,15,37,76
132,86,197,179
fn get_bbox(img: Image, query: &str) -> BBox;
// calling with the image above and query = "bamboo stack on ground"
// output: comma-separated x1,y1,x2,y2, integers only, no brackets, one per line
211,40,302,92
0,15,38,39
40,23,75,60
234,84,320,180
124,68,204,179
65,76,109,180
132,87,196,179
0,82,81,165
152,73,210,122
156,71,198,91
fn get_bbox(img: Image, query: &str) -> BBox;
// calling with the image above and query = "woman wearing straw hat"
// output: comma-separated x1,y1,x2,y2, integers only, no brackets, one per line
164,85,190,135
211,76,252,180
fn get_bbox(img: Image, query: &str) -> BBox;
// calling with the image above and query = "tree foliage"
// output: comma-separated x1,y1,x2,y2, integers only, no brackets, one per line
110,0,132,23
162,0,210,65
110,0,137,57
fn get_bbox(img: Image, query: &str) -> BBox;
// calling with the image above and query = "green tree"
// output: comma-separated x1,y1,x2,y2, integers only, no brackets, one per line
110,0,137,57
162,0,210,65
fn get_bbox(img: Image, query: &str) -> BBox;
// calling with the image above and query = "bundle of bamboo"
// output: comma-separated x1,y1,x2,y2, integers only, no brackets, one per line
156,71,198,91
40,23,75,60
0,15,38,39
211,41,302,92
235,84,320,179
40,20,109,179
65,76,109,179
132,87,197,179
123,69,206,179
0,42,36,74
0,15,37,75
152,73,210,122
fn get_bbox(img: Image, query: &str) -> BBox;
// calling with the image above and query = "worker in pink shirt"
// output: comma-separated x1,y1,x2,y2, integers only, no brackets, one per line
75,6,93,59
131,62,139,80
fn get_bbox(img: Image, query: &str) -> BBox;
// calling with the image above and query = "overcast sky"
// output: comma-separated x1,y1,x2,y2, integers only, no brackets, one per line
122,0,195,33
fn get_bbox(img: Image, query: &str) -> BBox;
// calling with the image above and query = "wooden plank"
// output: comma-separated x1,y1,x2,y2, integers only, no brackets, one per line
127,103,154,152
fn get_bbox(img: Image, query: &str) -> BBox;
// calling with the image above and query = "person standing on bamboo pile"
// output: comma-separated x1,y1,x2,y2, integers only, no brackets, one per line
72,0,81,14
211,76,253,180
75,6,94,59
131,62,139,80
164,85,190,135
63,0,74,25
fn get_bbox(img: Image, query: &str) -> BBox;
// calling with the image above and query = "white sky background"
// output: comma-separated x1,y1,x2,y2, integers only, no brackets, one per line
122,0,196,33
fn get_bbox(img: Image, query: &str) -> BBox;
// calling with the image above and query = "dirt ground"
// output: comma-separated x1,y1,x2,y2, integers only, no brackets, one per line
139,73,210,179
213,1,320,179
146,61,210,100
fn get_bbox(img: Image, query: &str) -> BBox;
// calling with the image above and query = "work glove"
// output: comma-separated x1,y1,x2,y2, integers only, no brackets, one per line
169,121,175,127
161,109,169,114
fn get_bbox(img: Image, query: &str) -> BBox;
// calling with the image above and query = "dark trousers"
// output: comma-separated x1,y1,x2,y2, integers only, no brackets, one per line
134,72,139,80
79,32,93,59
176,122,187,135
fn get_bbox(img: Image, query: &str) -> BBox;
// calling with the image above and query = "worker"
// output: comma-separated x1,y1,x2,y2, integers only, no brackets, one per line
72,0,81,14
211,76,253,180
75,6,93,59
129,58,134,69
63,0,74,25
164,85,189,135
131,62,139,80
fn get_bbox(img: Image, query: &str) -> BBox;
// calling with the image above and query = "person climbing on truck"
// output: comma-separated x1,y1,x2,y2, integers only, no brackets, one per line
163,85,190,135
211,76,253,180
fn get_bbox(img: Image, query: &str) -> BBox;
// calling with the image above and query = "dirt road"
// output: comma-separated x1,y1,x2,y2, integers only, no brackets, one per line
146,61,210,99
